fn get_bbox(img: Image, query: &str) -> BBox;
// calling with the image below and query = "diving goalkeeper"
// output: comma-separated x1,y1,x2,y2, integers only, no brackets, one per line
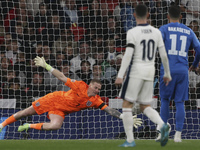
0,56,142,132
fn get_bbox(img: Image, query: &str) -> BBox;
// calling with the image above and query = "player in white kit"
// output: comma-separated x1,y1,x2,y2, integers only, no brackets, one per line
115,4,172,147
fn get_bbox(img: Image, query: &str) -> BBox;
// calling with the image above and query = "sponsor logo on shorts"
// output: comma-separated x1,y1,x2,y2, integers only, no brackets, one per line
86,101,92,106
35,102,40,107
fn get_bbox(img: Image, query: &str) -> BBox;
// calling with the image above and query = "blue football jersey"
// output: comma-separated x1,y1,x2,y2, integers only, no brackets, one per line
159,22,200,74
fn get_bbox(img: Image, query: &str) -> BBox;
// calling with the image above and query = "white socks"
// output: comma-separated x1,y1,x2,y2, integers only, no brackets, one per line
143,107,164,130
122,108,134,143
174,131,182,142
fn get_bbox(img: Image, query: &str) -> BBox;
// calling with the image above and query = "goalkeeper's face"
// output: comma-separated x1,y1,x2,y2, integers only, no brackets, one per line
88,82,102,97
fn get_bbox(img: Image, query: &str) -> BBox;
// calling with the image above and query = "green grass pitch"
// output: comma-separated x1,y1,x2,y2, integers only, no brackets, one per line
0,139,200,150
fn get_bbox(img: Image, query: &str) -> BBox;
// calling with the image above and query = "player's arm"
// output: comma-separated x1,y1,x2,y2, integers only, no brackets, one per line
158,45,172,85
115,30,134,85
103,106,142,128
190,31,200,71
116,46,134,79
34,56,67,83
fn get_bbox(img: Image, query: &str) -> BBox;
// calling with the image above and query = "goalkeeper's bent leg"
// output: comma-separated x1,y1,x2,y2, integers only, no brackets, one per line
18,123,44,132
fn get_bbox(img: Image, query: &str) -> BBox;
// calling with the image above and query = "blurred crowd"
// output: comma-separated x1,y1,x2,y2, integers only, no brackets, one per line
0,0,199,108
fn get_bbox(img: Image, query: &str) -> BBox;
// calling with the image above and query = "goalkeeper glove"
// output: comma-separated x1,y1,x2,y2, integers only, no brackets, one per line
34,56,53,71
132,115,142,129
120,114,142,129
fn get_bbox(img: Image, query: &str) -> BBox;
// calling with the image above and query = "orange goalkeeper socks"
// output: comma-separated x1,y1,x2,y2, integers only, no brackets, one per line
2,115,17,127
30,123,44,130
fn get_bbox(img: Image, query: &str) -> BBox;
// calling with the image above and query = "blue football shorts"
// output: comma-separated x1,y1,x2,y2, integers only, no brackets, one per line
160,73,189,102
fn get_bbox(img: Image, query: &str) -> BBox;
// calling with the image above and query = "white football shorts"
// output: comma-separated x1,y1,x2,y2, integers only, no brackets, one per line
119,78,153,105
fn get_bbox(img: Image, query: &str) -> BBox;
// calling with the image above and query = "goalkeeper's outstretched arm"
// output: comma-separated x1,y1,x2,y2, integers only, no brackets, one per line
103,106,142,129
34,56,67,83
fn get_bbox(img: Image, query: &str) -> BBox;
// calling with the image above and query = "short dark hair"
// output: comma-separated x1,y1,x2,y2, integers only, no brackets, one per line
90,79,102,85
62,60,70,66
169,5,181,19
81,60,91,66
135,4,148,18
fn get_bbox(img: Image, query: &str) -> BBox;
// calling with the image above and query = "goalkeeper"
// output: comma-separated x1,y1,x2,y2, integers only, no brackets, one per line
0,56,142,132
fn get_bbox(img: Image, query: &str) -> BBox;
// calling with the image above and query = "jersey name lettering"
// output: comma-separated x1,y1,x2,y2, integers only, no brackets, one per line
141,29,152,33
168,27,190,35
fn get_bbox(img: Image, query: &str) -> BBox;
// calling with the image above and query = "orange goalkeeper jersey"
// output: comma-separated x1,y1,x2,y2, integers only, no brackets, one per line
33,78,107,116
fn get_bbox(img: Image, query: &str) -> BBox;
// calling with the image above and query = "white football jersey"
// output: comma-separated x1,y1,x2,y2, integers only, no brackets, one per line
126,24,165,81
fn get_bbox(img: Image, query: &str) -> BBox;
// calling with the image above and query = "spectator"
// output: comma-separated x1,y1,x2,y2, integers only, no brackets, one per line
26,72,51,98
52,29,77,55
70,40,95,72
11,22,25,47
0,51,6,61
194,62,200,97
0,14,5,45
152,0,169,28
26,0,43,16
34,2,51,29
0,58,12,90
100,2,110,32
1,68,16,97
92,47,110,76
180,0,200,26
64,0,79,24
40,43,56,67
25,54,42,84
43,11,65,46
105,38,117,63
3,33,12,50
103,16,126,46
189,20,200,39
79,0,104,35
188,20,200,67
104,53,122,83
32,42,43,57
63,41,75,61
55,51,66,67
91,34,104,48
5,39,22,64
57,60,80,91
189,68,200,100
14,52,27,88
120,0,137,32
75,60,92,84
2,78,26,102
113,0,127,22
24,22,37,52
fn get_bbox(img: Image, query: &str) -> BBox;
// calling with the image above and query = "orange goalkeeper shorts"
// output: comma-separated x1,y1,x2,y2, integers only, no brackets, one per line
32,92,66,119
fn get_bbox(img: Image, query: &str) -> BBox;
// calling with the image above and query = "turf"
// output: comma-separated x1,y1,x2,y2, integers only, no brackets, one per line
0,139,200,150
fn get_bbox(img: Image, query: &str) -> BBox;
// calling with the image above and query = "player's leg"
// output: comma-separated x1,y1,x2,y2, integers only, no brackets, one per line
155,74,175,141
0,106,37,132
18,113,64,131
119,100,135,147
160,99,170,123
155,98,171,142
174,101,185,142
139,80,169,146
118,78,143,147
18,93,64,131
173,74,188,142
42,114,64,130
